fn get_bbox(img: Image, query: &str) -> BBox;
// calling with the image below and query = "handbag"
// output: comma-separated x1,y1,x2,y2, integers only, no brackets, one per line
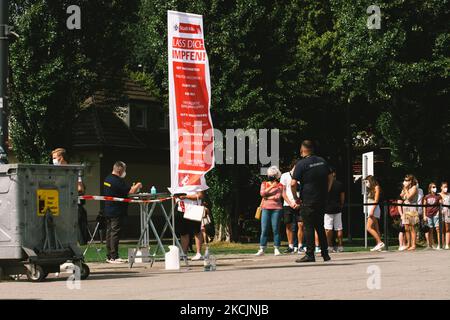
183,203,205,222
255,198,264,220
202,207,212,226
389,200,401,218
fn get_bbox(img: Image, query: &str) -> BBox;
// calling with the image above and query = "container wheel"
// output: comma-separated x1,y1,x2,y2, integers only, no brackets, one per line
80,263,90,280
26,265,46,282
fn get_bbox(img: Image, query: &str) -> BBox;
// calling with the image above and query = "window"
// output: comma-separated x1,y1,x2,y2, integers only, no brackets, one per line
130,104,148,130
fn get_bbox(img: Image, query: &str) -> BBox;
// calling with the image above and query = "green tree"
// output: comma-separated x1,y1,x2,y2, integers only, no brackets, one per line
9,0,139,163
330,0,450,182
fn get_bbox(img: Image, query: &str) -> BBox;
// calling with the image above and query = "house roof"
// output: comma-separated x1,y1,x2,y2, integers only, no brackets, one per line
84,78,159,106
72,106,146,149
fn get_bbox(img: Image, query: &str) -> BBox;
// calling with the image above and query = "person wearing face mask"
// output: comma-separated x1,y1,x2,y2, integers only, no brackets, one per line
103,161,142,263
364,175,385,252
51,148,68,166
280,159,303,254
51,148,87,244
255,166,284,256
399,174,419,251
439,182,450,250
423,182,443,250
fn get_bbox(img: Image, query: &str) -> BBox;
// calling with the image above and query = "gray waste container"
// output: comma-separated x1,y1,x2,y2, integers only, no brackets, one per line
0,164,89,282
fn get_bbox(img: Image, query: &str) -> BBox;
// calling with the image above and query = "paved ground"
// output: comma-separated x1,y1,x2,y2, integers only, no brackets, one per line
1,249,449,300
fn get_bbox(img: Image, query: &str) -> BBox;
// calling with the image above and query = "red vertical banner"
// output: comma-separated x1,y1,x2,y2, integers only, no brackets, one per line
168,11,214,194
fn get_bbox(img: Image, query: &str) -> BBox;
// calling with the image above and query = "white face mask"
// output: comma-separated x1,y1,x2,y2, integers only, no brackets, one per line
365,181,370,188
431,187,437,193
52,158,60,165
120,171,127,179
403,181,409,187
443,187,448,193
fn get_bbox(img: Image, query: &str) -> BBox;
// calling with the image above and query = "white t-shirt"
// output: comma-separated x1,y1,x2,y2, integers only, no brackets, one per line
417,187,424,215
279,172,299,207
177,191,202,212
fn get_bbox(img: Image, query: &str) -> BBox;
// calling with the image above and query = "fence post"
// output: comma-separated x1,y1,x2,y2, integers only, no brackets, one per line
383,201,389,251
439,204,443,248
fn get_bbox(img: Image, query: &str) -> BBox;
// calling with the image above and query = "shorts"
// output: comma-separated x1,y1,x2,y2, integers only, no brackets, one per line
402,211,419,226
324,213,343,231
176,210,202,236
427,215,440,228
367,204,381,219
443,208,450,224
283,206,302,224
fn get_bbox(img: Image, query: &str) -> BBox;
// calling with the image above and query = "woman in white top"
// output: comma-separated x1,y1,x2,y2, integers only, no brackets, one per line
399,175,419,251
364,175,385,252
439,182,450,250
176,190,205,261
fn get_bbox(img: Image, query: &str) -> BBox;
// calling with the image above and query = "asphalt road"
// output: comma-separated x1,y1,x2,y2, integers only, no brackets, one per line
1,249,449,300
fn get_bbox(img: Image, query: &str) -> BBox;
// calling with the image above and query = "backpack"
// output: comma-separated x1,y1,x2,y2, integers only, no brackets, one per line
388,200,401,218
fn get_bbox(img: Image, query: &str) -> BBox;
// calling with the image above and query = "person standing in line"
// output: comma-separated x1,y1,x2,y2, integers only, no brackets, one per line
399,175,419,251
364,175,385,252
423,182,442,250
280,160,304,254
255,166,284,257
291,140,333,263
324,168,345,253
439,182,450,250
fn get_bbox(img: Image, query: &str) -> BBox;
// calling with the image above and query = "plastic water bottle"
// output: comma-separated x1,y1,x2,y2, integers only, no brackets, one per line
209,255,217,271
150,186,157,195
203,256,211,271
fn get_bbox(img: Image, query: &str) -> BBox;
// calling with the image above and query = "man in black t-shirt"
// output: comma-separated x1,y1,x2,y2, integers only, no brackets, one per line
103,161,142,264
291,140,333,263
324,169,345,252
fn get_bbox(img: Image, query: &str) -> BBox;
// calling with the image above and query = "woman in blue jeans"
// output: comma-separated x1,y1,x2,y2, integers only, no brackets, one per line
255,166,283,256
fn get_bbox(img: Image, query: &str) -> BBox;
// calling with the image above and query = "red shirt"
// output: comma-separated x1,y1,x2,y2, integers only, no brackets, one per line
423,194,442,218
260,182,283,210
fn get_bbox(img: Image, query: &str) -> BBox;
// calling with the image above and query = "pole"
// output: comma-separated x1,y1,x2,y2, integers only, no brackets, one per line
383,201,389,251
346,99,352,243
439,204,443,249
0,0,8,161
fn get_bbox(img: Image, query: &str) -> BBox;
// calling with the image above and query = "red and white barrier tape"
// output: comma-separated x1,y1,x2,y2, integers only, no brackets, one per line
79,195,172,203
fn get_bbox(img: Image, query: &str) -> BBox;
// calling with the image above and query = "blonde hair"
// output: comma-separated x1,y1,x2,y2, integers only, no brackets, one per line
51,148,67,160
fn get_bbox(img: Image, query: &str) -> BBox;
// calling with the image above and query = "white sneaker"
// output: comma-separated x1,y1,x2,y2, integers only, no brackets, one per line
116,258,128,263
191,253,203,261
274,248,281,256
398,246,407,251
106,259,123,264
370,242,385,252
337,246,344,253
255,249,265,256
315,247,321,253
293,247,298,253
434,246,442,251
445,245,450,250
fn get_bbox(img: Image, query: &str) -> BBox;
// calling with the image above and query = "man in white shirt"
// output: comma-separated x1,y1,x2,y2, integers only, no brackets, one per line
280,160,303,254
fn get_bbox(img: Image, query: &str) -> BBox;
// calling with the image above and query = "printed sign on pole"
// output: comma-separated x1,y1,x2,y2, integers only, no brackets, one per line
168,10,215,195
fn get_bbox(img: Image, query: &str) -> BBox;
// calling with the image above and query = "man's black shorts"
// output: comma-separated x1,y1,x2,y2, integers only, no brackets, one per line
283,206,303,224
